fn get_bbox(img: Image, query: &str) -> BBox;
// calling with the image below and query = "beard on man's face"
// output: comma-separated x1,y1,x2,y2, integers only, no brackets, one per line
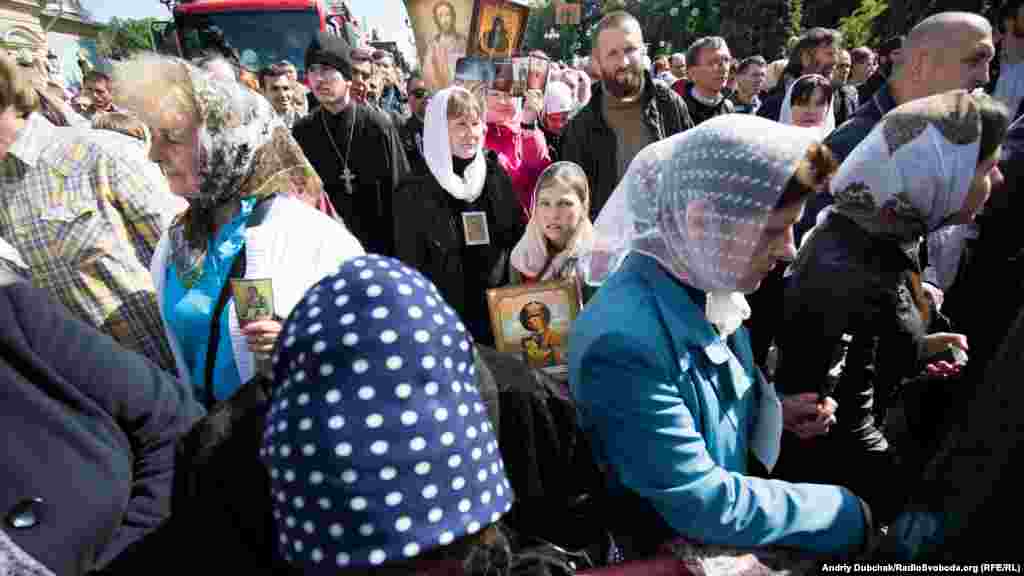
602,61,644,98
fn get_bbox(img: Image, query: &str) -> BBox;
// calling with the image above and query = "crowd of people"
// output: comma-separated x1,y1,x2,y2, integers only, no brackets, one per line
2,2,1024,574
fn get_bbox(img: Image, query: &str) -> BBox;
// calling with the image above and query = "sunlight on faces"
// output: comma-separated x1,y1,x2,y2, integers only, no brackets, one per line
349,60,374,103
595,25,645,99
448,110,483,160
87,76,113,110
691,45,731,94
265,75,294,115
802,44,839,77
308,64,349,105
914,28,994,94
737,64,766,97
791,86,830,128
684,199,804,293
148,97,202,198
535,182,584,249
956,148,1004,224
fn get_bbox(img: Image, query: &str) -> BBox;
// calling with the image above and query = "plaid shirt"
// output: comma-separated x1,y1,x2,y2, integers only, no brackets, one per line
0,113,176,371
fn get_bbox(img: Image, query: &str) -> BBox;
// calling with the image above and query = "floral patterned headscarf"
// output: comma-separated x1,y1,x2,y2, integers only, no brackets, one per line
159,62,325,286
828,90,983,247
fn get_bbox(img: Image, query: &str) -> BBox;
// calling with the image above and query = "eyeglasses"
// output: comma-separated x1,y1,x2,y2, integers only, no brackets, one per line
410,88,429,98
307,65,343,82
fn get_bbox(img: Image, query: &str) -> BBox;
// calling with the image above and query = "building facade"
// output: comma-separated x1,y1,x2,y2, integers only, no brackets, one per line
0,0,102,92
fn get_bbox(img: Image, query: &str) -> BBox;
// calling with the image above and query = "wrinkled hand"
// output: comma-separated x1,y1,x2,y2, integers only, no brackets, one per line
922,332,968,358
782,393,837,440
242,320,283,356
921,282,945,311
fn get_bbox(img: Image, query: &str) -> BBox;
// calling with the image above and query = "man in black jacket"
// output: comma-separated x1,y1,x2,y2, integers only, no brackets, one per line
560,11,694,221
671,36,735,125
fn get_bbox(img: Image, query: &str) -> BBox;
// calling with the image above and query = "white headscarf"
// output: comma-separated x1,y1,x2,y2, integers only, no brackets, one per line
584,115,821,336
423,86,488,203
827,90,982,245
510,162,595,281
543,81,575,115
779,74,836,138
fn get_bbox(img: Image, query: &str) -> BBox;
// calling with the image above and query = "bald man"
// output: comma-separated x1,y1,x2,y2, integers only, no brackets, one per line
826,12,994,162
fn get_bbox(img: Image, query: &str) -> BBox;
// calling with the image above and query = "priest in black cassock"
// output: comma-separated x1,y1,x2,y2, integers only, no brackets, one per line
294,32,408,256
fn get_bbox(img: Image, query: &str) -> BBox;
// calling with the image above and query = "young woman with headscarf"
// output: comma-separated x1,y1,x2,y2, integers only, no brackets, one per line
745,73,837,370
772,90,1008,523
394,86,524,347
509,162,594,290
570,115,871,556
484,87,552,223
113,54,364,407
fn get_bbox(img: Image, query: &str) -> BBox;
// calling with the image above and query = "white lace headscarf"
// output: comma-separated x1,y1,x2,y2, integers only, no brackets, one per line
423,86,488,203
584,114,821,336
779,74,836,138
827,90,982,244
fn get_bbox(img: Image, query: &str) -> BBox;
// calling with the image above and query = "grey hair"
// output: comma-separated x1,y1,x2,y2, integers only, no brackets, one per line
686,37,728,68
670,52,686,66
194,54,239,81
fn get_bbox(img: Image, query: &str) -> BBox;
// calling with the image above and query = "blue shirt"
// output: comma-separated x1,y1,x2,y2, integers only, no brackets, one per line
164,199,256,403
569,253,866,554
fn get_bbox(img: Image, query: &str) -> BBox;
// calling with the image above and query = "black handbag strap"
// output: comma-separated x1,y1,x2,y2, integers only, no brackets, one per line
201,196,277,407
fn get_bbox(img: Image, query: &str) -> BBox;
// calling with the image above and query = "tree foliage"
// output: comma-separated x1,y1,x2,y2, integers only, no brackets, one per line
838,0,888,49
98,17,157,58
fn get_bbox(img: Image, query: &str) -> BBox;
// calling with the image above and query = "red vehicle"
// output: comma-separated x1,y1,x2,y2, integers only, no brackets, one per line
155,0,361,78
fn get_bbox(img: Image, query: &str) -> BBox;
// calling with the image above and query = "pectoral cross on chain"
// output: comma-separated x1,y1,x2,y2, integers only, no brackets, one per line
340,167,356,195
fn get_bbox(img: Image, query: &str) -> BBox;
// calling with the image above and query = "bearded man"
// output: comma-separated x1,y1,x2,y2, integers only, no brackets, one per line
560,11,693,219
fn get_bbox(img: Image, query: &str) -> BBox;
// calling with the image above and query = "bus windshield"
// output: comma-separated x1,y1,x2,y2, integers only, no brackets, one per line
178,9,319,75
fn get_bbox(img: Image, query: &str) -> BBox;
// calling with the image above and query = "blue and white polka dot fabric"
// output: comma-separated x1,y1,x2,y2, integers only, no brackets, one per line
261,255,513,572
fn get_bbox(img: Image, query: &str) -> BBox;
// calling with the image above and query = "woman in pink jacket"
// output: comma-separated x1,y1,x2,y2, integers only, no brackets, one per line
484,87,552,223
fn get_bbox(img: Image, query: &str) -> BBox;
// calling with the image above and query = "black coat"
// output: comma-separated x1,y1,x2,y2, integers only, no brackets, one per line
0,274,204,575
673,80,735,126
772,214,951,521
560,72,694,221
393,153,524,346
293,103,408,256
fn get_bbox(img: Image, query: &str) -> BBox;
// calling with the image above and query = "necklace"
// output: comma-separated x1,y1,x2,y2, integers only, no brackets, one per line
320,105,358,195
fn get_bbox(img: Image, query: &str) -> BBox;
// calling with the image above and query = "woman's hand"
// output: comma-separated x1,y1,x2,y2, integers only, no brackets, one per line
782,393,837,440
242,320,283,356
922,332,968,358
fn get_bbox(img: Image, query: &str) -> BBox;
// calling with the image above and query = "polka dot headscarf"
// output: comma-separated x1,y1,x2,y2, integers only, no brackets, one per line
261,255,513,572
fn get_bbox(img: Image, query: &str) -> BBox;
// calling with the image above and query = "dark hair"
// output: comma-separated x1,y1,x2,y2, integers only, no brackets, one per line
850,46,873,65
788,74,833,107
519,301,552,331
259,63,290,89
784,27,842,78
736,55,767,74
878,35,904,58
83,70,112,85
775,142,838,209
339,523,510,576
975,92,1010,163
686,36,728,68
1000,0,1024,31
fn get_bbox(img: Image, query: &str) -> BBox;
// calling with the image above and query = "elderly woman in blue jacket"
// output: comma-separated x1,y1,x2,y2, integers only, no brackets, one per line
570,114,870,555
